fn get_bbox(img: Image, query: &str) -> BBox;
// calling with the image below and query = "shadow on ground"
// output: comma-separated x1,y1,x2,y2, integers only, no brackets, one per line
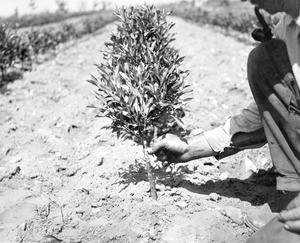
116,159,284,209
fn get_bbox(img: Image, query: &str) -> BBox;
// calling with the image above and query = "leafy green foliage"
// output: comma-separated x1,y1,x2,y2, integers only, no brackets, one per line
0,11,116,84
165,2,255,34
17,33,33,70
0,22,21,75
26,29,58,55
4,10,107,29
162,1,277,36
89,5,191,146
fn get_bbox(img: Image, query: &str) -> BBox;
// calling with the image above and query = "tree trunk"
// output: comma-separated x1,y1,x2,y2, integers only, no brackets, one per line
142,140,157,200
0,67,4,82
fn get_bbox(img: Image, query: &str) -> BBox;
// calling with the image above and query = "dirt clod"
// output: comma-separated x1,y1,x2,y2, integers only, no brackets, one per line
209,193,221,202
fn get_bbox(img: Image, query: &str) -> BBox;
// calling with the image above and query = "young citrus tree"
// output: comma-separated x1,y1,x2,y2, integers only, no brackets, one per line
88,5,191,199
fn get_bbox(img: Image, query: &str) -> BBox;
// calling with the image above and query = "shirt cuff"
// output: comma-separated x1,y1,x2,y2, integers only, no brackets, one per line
203,126,231,153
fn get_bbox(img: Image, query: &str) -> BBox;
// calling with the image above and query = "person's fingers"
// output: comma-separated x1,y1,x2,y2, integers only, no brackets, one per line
156,151,168,162
149,140,166,155
162,160,171,167
149,134,172,154
278,208,300,222
165,151,180,164
286,194,300,211
157,150,176,165
159,151,180,166
283,220,300,233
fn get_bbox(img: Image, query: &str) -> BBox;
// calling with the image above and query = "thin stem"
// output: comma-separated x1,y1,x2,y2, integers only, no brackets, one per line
142,139,157,200
0,67,4,82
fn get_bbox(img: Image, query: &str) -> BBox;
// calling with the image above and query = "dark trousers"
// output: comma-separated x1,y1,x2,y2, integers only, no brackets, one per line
246,39,300,242
219,39,300,191
247,39,300,191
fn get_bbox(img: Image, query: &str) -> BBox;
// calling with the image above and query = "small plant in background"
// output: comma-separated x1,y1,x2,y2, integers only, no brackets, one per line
0,22,21,80
0,11,116,89
17,33,33,71
61,23,79,39
82,18,94,34
88,5,191,199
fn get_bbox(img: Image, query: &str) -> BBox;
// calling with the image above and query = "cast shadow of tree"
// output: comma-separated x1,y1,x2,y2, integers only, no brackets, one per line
115,159,187,193
116,159,284,209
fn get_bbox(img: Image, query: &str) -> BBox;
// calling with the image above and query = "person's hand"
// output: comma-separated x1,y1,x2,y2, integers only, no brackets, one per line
149,133,190,166
278,193,300,233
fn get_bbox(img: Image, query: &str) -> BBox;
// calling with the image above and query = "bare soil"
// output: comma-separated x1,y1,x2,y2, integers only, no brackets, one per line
0,17,284,243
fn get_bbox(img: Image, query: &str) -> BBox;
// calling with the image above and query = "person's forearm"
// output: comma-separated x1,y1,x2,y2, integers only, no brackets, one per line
181,134,218,161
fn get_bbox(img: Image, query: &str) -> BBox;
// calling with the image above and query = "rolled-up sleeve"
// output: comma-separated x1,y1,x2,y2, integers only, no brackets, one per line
203,102,262,153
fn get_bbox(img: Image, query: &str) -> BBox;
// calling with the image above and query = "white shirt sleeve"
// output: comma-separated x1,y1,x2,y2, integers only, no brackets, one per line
203,102,262,153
